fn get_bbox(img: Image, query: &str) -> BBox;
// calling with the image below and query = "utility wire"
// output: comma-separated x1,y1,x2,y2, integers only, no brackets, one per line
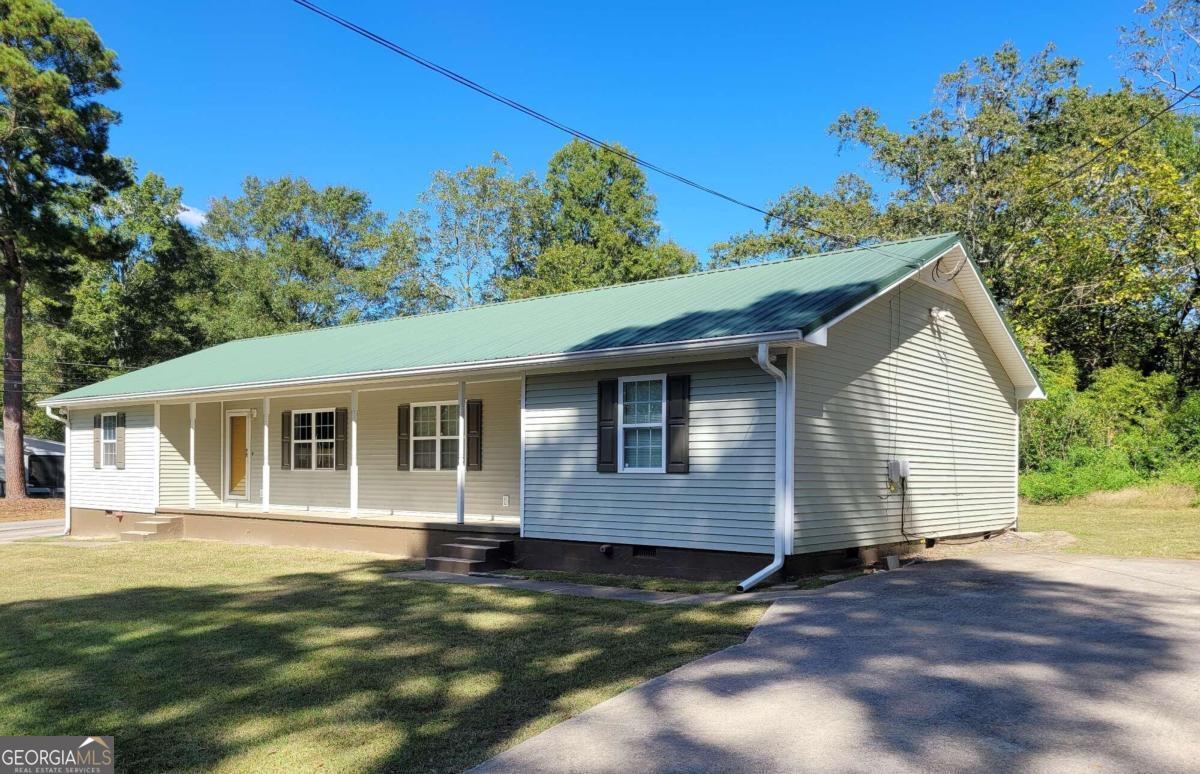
289,0,908,260
1028,82,1200,198
1,357,132,371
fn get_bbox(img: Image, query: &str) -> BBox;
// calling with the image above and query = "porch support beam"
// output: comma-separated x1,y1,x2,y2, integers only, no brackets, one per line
456,380,466,525
188,402,196,508
350,390,359,516
261,397,271,512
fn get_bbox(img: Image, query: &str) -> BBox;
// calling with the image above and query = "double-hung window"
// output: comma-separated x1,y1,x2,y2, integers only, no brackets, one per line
618,375,666,473
411,402,459,471
100,413,118,469
292,409,335,470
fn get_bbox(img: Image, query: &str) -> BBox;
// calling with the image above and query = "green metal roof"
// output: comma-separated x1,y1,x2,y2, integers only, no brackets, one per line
47,233,971,402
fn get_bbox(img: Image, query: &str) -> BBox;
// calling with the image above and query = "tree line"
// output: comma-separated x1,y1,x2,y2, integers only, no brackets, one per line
4,0,1200,498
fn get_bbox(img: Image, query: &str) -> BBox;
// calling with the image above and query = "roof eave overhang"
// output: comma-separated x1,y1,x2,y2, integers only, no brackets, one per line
37,328,806,409
803,240,1044,400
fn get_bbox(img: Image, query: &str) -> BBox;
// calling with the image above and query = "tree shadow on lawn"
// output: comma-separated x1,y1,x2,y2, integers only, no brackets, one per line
0,560,761,772
596,557,1199,773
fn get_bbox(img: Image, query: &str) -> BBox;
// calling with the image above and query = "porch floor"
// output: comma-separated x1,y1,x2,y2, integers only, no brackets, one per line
157,506,519,533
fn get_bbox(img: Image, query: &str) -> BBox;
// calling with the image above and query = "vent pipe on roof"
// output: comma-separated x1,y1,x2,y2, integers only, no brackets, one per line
738,342,789,592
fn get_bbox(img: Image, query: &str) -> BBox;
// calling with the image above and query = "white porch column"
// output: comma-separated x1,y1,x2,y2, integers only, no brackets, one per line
349,390,359,516
153,403,161,509
261,397,271,513
456,380,466,525
188,402,197,508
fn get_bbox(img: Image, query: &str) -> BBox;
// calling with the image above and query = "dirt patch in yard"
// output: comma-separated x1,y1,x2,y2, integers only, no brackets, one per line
0,499,63,523
923,529,1078,559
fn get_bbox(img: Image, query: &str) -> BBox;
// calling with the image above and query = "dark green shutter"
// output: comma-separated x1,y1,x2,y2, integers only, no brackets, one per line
597,379,618,472
92,414,101,469
335,408,348,470
280,410,292,470
467,399,483,471
397,404,410,471
115,412,127,470
666,374,690,474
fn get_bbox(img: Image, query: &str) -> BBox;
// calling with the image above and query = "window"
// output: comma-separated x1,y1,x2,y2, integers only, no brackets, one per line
101,413,117,469
412,402,460,471
292,409,335,470
618,375,665,473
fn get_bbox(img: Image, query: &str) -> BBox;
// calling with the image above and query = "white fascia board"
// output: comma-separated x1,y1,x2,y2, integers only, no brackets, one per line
37,328,804,409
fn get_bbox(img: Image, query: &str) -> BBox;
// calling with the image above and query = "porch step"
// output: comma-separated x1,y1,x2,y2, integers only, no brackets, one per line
424,538,514,574
119,515,184,542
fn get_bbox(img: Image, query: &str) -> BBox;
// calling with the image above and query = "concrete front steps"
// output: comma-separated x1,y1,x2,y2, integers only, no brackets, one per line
119,515,184,542
424,537,514,574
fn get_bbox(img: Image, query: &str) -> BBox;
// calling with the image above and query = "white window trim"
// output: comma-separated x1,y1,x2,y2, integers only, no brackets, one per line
410,400,461,473
100,411,118,470
617,374,667,474
291,407,337,472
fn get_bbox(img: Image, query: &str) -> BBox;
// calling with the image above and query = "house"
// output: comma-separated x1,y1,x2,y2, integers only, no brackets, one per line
39,233,1043,588
0,436,65,497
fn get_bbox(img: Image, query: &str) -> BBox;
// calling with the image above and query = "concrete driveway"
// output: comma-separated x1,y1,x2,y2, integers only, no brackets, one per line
0,518,63,543
477,553,1200,773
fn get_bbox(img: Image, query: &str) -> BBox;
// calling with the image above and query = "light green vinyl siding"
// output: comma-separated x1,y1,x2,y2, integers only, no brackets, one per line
159,404,188,507
524,358,777,553
793,278,1017,552
357,380,520,517
68,404,157,513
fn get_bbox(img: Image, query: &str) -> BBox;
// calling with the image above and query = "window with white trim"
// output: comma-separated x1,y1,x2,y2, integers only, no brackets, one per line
411,402,459,471
292,409,335,470
619,375,666,472
101,412,118,469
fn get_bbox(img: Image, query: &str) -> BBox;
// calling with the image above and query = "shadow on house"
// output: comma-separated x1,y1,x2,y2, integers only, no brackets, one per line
564,284,880,354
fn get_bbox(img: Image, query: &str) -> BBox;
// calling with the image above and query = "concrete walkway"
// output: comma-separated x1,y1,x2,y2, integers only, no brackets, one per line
0,518,63,543
475,553,1200,773
395,568,857,605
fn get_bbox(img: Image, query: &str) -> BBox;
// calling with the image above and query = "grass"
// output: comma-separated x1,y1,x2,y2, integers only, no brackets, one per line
1020,484,1200,560
0,498,63,523
0,540,766,772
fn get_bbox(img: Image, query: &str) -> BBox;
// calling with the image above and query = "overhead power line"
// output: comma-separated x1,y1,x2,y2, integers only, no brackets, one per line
289,0,887,255
1029,82,1200,198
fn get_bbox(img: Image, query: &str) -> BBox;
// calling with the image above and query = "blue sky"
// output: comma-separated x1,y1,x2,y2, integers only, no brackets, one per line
60,0,1139,258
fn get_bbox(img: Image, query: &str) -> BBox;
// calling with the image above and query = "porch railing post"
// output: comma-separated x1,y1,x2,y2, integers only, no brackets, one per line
350,390,359,516
457,380,466,525
261,397,270,513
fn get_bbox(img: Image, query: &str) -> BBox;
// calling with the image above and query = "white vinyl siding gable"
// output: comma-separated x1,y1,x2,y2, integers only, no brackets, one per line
793,278,1018,552
69,404,156,513
524,359,776,553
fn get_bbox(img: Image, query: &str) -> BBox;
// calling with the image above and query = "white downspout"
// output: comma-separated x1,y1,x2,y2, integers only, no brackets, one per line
44,406,70,535
739,342,789,592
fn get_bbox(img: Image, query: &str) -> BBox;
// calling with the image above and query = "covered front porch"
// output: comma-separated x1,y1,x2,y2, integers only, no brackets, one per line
155,376,522,525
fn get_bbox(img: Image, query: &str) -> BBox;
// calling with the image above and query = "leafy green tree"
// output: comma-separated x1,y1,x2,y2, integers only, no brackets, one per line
715,43,1200,385
0,0,129,496
203,176,429,339
416,154,543,307
504,140,696,298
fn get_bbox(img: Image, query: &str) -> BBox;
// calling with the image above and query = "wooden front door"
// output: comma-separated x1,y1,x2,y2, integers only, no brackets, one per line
227,414,248,499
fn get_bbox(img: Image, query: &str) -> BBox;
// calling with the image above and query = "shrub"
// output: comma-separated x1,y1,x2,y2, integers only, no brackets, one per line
1019,445,1145,503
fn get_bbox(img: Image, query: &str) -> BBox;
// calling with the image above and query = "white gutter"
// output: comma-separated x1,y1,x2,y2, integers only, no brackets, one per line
43,406,70,536
37,329,805,409
738,342,789,592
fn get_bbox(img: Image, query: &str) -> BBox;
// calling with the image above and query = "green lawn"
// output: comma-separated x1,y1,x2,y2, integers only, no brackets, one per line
0,540,765,773
1020,489,1200,560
